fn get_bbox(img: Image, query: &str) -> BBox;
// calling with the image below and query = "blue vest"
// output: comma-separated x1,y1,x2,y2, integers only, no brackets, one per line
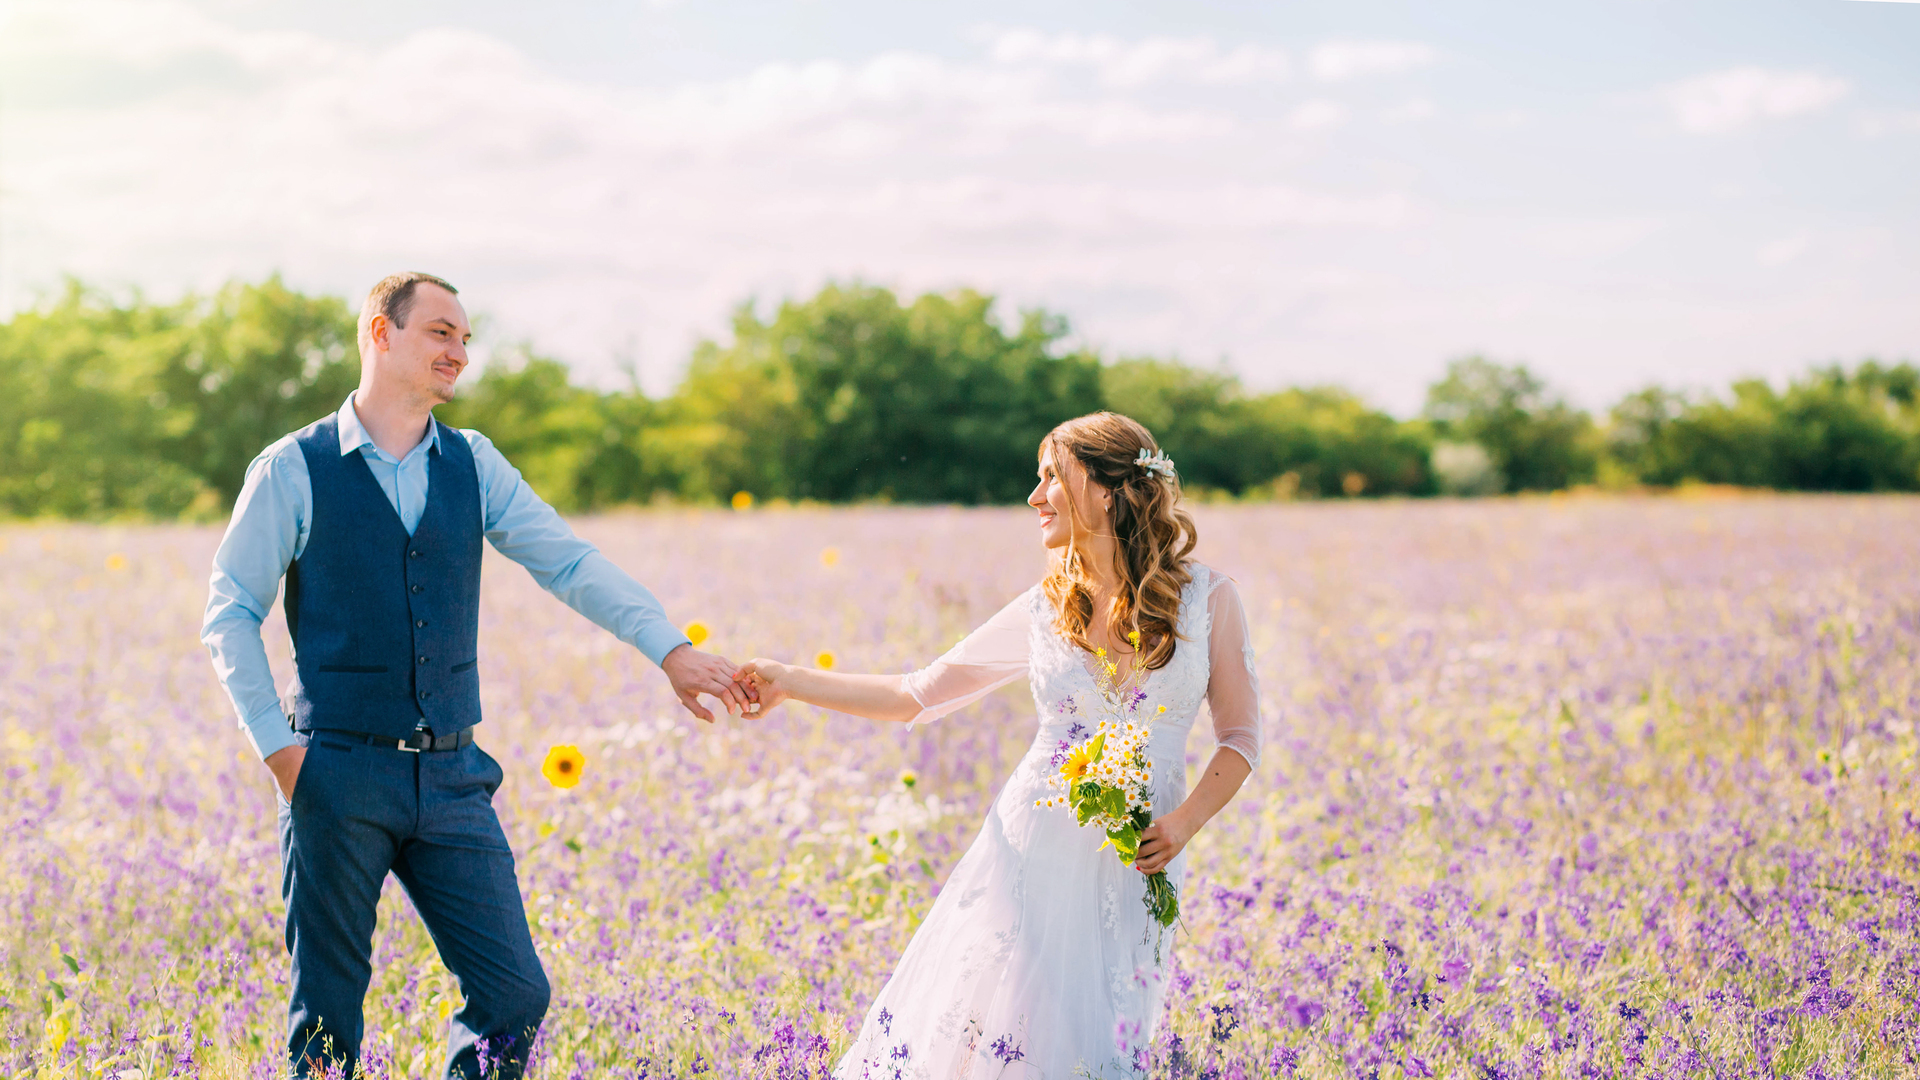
283,415,484,739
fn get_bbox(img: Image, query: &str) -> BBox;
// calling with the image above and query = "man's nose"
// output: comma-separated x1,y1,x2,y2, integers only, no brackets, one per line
448,343,468,365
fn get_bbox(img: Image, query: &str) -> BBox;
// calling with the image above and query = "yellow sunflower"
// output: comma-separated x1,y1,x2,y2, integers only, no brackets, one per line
541,745,586,789
1061,742,1098,783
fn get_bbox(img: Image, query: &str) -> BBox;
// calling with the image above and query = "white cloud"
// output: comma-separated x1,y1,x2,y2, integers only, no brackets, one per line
1286,100,1349,131
1381,98,1437,123
4,4,1914,414
1663,67,1850,133
1307,40,1437,82
1854,110,1920,138
985,28,1288,86
1525,217,1665,259
0,0,337,70
0,6,1406,392
1757,234,1810,267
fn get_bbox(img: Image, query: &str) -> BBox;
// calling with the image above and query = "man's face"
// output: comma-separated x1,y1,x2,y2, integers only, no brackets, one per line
369,284,471,404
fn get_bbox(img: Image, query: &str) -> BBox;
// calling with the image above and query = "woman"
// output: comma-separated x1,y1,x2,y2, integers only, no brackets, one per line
736,412,1262,1078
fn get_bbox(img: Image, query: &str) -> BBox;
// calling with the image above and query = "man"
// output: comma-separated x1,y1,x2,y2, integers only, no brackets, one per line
201,272,750,1078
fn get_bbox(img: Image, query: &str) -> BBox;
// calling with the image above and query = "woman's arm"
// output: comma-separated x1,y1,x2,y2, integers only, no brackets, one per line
1134,575,1264,875
737,587,1036,728
1134,748,1252,874
735,660,922,723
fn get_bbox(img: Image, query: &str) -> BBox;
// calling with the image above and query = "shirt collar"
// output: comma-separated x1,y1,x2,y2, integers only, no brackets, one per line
336,393,441,458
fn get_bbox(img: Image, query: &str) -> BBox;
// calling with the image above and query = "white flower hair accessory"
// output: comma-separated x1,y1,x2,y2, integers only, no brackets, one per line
1134,447,1177,482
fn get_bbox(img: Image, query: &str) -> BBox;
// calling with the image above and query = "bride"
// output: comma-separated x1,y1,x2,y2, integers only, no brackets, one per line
736,412,1262,1078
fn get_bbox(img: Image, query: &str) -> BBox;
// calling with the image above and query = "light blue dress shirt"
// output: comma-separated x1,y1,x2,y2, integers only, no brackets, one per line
202,394,690,761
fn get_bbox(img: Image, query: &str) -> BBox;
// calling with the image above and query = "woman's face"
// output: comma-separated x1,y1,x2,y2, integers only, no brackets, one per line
1030,443,1110,550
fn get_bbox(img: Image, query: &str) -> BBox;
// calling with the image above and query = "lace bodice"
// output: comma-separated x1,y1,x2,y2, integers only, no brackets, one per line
898,563,1262,770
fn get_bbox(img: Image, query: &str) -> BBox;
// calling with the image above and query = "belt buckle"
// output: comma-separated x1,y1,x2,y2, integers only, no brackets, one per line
398,736,422,753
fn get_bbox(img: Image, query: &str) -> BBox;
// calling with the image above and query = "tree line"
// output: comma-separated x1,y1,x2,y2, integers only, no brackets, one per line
1,276,1915,518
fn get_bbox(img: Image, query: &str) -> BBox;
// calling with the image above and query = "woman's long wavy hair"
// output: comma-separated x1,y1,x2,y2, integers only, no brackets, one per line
1041,412,1198,671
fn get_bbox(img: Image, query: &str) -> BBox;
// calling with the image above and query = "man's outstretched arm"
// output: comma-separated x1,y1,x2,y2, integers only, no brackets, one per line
465,430,749,721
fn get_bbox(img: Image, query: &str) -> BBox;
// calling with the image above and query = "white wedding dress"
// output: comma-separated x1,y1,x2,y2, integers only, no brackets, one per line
835,563,1263,1079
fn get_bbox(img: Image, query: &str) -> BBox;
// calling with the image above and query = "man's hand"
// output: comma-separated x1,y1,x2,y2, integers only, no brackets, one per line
265,743,306,802
661,644,755,723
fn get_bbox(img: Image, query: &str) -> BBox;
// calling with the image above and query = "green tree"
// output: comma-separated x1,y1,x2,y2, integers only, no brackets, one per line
1102,359,1430,497
1608,363,1920,491
0,281,207,517
438,352,666,511
1424,357,1596,492
673,284,1104,503
152,276,362,505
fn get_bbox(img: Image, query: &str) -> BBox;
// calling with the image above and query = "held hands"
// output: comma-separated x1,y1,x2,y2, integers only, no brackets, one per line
661,644,757,723
731,659,793,716
1134,812,1195,875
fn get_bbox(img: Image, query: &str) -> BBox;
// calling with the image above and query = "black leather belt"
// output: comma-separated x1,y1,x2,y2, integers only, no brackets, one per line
313,727,474,753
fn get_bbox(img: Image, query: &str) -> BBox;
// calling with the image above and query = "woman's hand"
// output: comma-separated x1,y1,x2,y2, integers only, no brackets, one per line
733,659,794,715
1134,812,1196,875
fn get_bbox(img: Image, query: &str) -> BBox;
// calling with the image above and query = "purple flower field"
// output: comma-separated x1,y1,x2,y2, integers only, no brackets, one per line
4,496,1918,1078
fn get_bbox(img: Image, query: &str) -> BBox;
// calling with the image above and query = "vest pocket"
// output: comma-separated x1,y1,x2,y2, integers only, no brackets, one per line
318,665,389,673
451,660,477,674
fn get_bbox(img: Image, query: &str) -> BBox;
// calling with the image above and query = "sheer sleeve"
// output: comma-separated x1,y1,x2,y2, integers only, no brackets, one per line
1204,574,1264,770
898,588,1035,727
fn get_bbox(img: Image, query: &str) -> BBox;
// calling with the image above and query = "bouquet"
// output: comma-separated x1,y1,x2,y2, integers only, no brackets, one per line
1036,635,1180,931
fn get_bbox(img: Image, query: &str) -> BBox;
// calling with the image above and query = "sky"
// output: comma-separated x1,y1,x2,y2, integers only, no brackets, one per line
2,0,1916,413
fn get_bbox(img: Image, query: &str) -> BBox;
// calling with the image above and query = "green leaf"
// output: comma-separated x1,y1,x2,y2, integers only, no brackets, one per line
61,952,81,976
564,838,583,854
1107,826,1139,862
1087,733,1106,762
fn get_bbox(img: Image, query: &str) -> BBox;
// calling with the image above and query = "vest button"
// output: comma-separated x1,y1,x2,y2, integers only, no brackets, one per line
418,656,429,665
411,584,424,594
419,690,432,700
409,550,422,559
416,620,427,628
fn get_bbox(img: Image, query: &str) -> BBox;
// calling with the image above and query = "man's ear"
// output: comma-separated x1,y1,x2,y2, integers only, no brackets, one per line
367,313,392,352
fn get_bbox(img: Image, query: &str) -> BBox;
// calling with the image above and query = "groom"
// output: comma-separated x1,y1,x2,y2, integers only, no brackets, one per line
201,272,751,1077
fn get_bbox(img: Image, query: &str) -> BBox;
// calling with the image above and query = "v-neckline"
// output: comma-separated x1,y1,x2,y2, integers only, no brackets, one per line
1076,644,1154,695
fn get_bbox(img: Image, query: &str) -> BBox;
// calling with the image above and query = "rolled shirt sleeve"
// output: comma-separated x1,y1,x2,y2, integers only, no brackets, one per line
463,430,691,666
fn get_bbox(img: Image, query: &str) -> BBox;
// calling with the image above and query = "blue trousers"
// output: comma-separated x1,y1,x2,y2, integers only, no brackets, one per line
278,731,549,1078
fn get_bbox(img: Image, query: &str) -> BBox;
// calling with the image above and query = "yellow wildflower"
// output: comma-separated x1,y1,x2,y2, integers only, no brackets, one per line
684,621,710,647
44,1003,73,1052
815,651,836,669
541,745,586,789
105,553,128,572
820,547,841,567
900,770,918,789
731,490,754,510
1062,742,1097,782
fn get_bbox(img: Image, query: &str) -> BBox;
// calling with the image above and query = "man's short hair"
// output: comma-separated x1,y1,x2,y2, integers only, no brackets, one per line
357,272,459,356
